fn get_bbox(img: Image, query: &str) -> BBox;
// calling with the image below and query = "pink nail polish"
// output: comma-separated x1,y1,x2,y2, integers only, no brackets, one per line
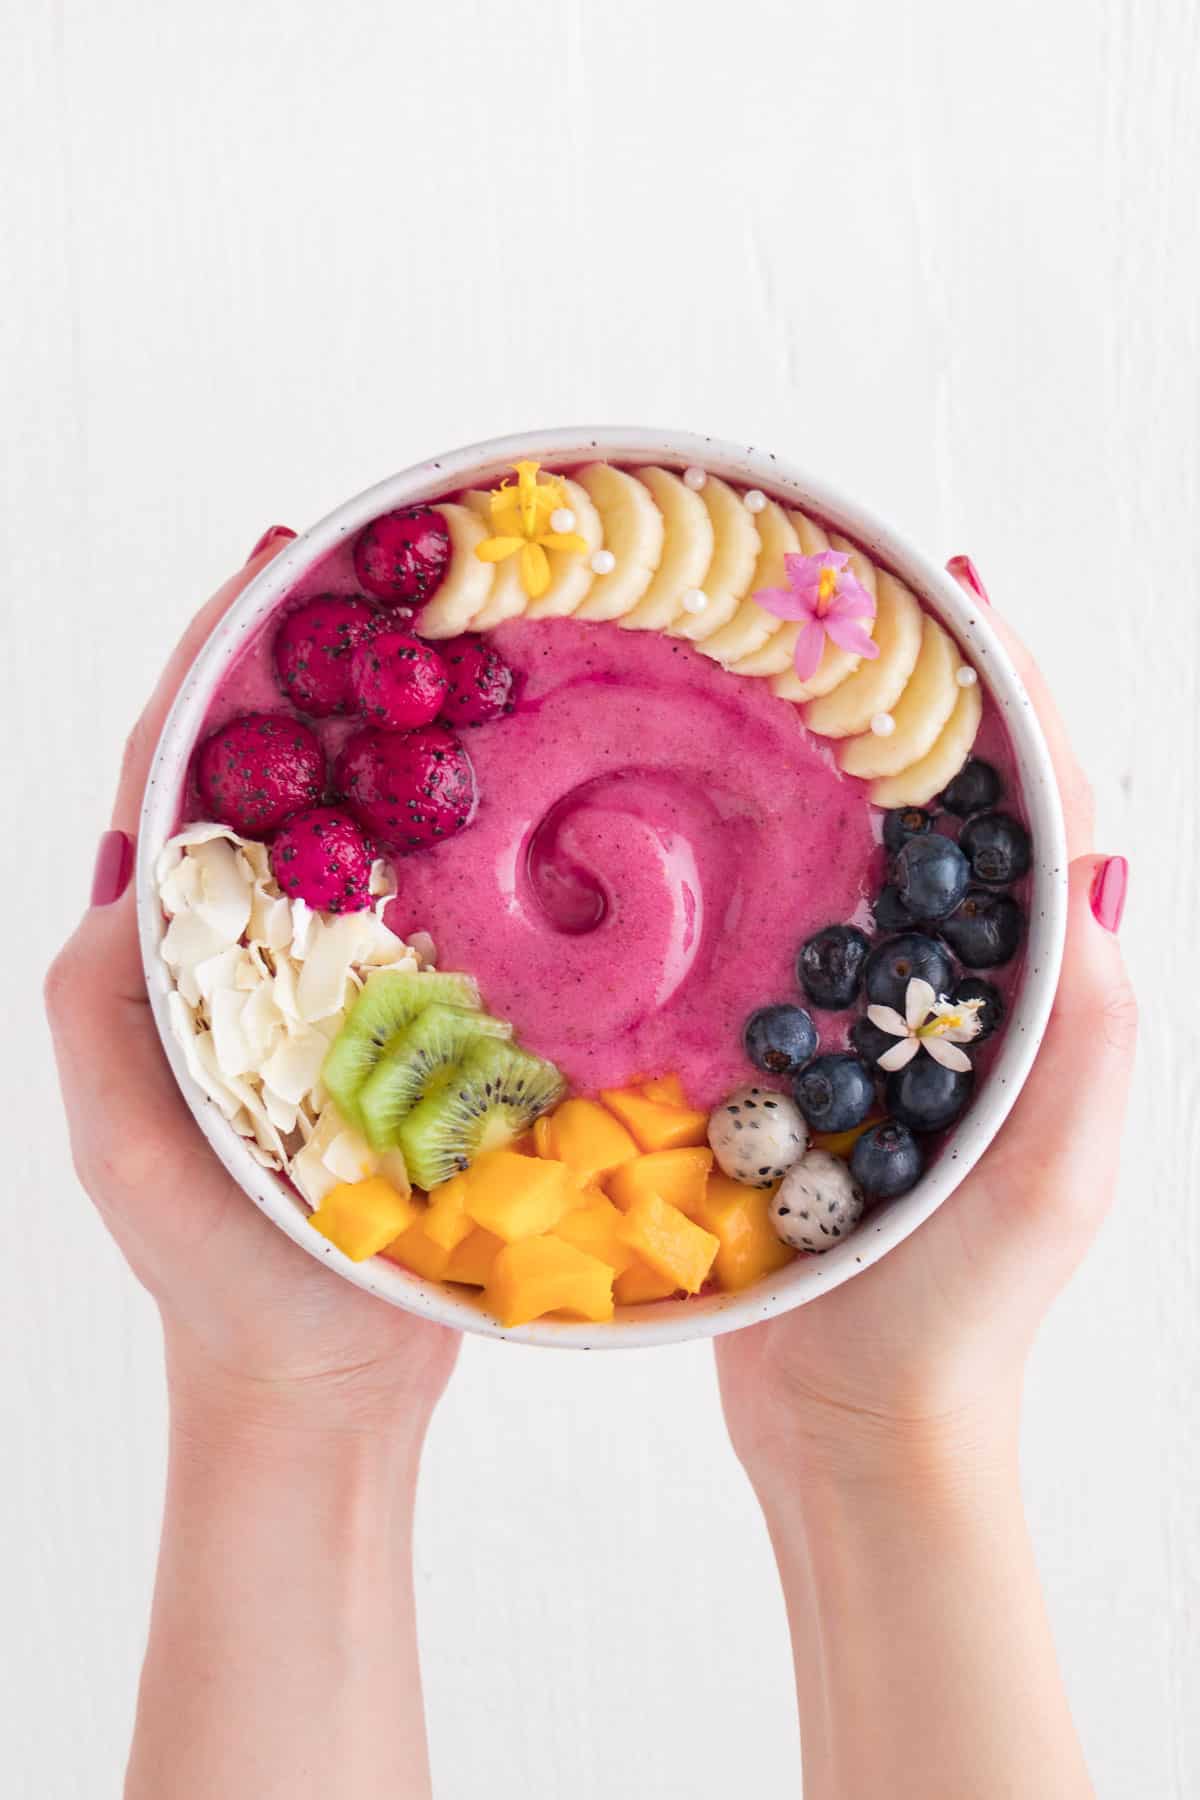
245,525,296,564
1090,856,1128,934
91,830,134,907
946,554,991,606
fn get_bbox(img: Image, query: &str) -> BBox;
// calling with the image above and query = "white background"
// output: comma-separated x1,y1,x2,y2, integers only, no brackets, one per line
4,2,1197,1795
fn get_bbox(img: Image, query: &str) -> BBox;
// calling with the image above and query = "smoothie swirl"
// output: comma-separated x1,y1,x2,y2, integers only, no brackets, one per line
386,620,876,1104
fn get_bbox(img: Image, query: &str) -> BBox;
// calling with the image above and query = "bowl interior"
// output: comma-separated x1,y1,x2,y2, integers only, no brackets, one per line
138,427,1068,1349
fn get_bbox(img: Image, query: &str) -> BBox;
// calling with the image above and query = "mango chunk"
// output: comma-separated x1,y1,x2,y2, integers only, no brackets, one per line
444,1227,505,1287
640,1073,688,1106
599,1088,709,1152
617,1191,719,1294
538,1098,640,1183
486,1235,615,1327
811,1116,883,1161
423,1174,475,1251
382,1215,452,1281
463,1149,577,1242
695,1172,795,1292
614,1260,679,1305
553,1194,637,1274
606,1146,714,1219
309,1177,419,1262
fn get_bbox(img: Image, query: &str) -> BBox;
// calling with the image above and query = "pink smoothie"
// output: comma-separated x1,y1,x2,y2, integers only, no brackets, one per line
193,519,1026,1116
379,621,877,1105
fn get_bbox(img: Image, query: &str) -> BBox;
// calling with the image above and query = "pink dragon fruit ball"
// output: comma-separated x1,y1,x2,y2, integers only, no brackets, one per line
272,594,378,717
437,636,515,727
349,629,448,730
268,806,374,913
195,712,326,837
353,506,450,609
335,725,477,853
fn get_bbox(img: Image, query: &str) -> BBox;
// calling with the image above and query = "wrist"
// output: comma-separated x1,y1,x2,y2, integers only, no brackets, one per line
740,1380,1022,1519
162,1323,439,1472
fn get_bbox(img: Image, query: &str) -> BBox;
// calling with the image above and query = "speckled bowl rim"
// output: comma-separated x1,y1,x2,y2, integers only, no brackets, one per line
137,426,1068,1350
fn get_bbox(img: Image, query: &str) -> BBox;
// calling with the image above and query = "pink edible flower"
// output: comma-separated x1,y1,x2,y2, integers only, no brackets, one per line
753,551,879,682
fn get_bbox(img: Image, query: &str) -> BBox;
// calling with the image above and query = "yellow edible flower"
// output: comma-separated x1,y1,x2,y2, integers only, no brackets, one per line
474,460,588,599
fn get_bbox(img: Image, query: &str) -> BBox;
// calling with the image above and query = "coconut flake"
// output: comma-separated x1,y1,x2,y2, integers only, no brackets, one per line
260,1029,329,1106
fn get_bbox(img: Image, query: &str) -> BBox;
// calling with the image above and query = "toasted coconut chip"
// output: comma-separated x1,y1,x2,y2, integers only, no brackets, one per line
408,930,437,968
157,822,432,1210
260,1029,329,1105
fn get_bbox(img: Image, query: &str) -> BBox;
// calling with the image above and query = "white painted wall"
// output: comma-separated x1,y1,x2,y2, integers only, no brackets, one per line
5,2,1196,1795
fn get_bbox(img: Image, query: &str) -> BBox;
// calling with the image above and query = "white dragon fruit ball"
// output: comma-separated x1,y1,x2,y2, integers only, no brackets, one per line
707,1086,808,1188
770,1149,865,1253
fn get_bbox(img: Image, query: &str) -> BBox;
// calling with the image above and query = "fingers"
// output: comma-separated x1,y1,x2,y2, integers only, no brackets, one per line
110,529,295,836
48,531,296,1020
946,558,1094,859
966,852,1136,1256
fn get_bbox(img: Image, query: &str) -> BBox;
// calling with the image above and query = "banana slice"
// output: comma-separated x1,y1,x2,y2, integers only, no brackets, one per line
572,464,664,621
802,573,923,738
418,504,495,638
461,491,527,629
525,479,603,619
669,476,760,642
769,525,879,700
699,500,799,665
620,467,714,630
837,618,960,778
731,513,829,679
867,678,984,808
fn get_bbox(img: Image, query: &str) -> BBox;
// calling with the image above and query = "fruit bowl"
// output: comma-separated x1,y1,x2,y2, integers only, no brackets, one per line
137,427,1068,1349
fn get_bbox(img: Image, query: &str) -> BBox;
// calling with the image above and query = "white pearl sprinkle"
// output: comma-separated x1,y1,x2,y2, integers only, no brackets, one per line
870,712,896,737
682,466,707,491
956,666,978,687
550,507,576,533
743,488,767,513
682,588,709,614
590,548,616,575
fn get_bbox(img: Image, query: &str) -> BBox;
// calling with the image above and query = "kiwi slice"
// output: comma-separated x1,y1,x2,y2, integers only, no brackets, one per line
321,968,480,1126
397,1039,566,1191
358,1003,512,1151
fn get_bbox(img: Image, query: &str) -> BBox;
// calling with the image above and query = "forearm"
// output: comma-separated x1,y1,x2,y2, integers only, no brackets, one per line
127,1366,433,1800
751,1415,1093,1800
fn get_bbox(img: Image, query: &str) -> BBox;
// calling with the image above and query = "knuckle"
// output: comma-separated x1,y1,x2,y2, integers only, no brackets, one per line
1102,980,1139,1054
43,949,79,1024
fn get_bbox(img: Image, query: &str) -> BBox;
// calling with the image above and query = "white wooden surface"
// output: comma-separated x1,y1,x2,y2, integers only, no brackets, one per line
5,2,1197,1795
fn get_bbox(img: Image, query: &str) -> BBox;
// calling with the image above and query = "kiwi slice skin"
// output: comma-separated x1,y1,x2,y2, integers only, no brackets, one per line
398,1040,566,1191
321,968,479,1127
358,1003,512,1151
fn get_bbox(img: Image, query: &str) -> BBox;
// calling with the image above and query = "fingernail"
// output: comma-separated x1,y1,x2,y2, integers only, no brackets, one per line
245,525,296,564
946,554,991,606
1090,856,1128,934
91,830,134,907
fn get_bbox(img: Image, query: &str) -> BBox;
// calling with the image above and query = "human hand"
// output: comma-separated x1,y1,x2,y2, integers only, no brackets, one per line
45,530,459,1439
718,564,1137,1485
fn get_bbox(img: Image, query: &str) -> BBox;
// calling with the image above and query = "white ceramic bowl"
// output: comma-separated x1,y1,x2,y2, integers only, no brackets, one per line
138,427,1068,1350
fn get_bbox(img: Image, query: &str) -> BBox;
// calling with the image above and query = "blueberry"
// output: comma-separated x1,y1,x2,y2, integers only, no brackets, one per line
882,807,936,855
940,890,1024,968
939,758,1002,818
851,1120,925,1199
797,924,871,1011
953,976,1004,1040
793,1054,876,1133
873,885,914,932
864,933,955,1012
850,1016,897,1068
743,1003,818,1076
959,811,1031,886
886,1057,974,1132
893,832,970,922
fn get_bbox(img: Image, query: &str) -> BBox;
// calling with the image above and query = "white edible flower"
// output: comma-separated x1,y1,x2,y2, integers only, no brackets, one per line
867,978,983,1074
